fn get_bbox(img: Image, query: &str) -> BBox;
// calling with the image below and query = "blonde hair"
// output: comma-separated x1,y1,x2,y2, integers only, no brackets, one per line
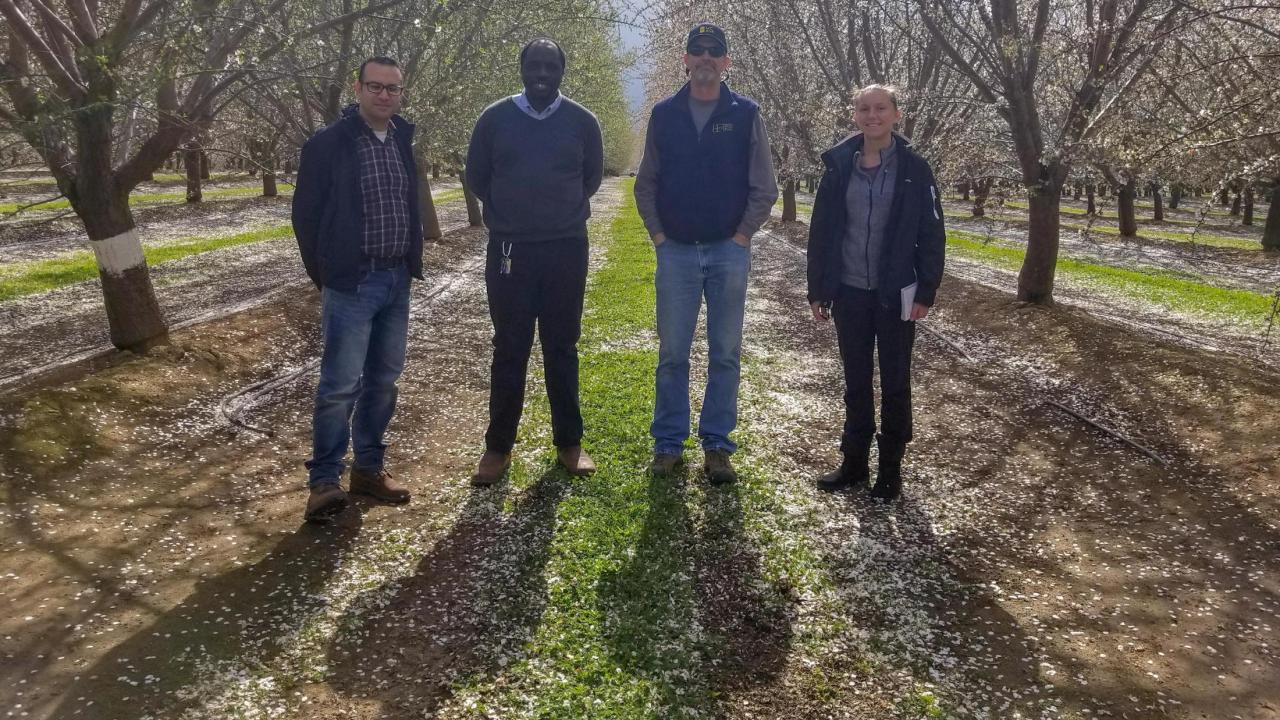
853,83,901,109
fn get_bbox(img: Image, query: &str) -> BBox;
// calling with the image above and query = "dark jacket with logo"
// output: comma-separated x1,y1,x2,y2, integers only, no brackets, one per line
292,105,425,291
651,82,757,243
807,131,945,309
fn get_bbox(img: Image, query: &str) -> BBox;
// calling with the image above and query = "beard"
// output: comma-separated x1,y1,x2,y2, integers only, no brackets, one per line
690,65,720,83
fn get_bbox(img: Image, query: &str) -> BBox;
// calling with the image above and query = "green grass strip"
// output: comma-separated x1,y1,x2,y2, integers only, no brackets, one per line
0,186,292,215
448,180,808,718
947,230,1274,320
0,224,295,301
1060,221,1260,250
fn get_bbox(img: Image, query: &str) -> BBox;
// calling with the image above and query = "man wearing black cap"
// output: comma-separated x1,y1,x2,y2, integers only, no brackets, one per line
634,23,778,485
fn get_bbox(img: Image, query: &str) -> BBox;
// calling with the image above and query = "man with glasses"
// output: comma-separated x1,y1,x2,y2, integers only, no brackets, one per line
634,23,777,485
465,37,604,486
292,56,423,522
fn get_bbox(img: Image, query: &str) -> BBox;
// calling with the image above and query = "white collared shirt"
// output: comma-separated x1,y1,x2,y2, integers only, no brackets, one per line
512,91,564,120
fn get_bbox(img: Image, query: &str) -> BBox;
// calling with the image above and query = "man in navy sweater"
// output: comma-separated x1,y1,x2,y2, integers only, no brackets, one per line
465,37,605,486
634,23,777,485
292,57,421,522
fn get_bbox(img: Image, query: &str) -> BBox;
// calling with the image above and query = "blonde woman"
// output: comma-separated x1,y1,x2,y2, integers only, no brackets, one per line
806,85,946,501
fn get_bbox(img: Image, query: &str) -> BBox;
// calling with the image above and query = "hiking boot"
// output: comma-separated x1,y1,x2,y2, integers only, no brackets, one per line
649,452,681,477
557,445,596,476
870,434,906,502
472,449,512,487
816,439,872,493
350,466,411,503
305,483,348,523
704,449,738,486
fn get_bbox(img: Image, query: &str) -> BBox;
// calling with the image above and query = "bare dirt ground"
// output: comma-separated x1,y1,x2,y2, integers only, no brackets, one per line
2,184,1278,719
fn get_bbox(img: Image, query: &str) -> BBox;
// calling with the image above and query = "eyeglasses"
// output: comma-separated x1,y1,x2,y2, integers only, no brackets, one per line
361,81,404,96
687,45,726,58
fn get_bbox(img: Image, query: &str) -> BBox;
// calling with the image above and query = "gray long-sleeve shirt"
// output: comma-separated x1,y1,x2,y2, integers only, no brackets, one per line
841,137,899,289
633,95,777,240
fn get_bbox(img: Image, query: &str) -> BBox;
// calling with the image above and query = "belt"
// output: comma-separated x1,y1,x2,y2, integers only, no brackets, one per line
362,255,406,271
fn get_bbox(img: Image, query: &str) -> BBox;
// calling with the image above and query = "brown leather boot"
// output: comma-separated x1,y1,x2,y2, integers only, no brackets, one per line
305,484,348,523
557,446,596,476
472,449,512,487
349,466,411,503
704,449,738,486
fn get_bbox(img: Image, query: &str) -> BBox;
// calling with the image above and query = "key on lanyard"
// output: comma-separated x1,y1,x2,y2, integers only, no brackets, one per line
499,242,513,276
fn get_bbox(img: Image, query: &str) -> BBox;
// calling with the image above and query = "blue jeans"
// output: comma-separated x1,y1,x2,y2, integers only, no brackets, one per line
307,265,411,487
651,238,751,456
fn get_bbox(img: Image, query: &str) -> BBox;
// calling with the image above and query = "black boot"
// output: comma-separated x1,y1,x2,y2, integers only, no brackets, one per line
870,434,906,501
816,438,871,492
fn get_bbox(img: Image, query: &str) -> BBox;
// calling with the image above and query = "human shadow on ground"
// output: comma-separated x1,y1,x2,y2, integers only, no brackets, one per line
321,465,567,716
42,510,363,720
598,466,794,715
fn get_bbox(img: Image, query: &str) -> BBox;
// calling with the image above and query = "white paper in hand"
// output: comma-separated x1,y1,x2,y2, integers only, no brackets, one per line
900,282,918,321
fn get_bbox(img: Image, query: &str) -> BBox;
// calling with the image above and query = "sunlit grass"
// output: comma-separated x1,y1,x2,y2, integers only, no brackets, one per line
0,224,296,301
947,230,1274,320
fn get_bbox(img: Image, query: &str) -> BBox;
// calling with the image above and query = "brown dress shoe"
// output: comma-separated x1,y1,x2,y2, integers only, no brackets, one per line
305,484,349,523
557,446,596,476
350,466,411,503
472,449,512,487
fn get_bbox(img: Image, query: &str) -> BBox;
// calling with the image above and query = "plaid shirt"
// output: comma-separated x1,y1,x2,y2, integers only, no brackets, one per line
356,122,412,259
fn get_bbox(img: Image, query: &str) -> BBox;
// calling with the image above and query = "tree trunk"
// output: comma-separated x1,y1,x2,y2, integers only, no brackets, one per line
972,177,991,217
1117,181,1137,236
414,144,442,240
1264,181,1280,251
1169,184,1182,209
1017,184,1062,303
461,172,483,227
1086,184,1096,215
1151,184,1164,222
1219,187,1230,206
1230,189,1241,216
185,144,202,203
781,179,797,222
960,181,970,201
432,163,440,180
199,150,210,180
1243,186,1254,226
73,105,169,351
262,172,277,197
1073,183,1082,200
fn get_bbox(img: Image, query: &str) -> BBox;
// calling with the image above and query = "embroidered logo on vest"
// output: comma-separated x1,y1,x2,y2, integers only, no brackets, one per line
712,123,734,133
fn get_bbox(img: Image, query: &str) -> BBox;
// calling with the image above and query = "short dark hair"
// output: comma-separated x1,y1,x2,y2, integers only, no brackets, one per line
358,56,401,82
519,37,566,69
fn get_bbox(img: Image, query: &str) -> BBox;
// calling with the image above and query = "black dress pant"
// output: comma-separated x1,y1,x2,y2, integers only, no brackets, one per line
832,284,916,452
484,236,589,453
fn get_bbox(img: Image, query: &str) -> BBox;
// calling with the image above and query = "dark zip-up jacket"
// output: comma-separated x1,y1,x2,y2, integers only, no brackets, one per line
292,105,425,291
807,131,945,309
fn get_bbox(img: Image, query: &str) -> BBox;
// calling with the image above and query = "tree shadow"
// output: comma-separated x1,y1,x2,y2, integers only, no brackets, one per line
321,464,568,716
43,510,364,719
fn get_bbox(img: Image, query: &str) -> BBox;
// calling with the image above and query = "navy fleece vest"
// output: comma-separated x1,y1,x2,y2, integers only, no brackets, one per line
653,83,757,243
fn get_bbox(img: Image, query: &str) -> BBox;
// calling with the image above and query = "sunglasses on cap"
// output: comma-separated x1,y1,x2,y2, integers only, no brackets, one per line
687,44,726,58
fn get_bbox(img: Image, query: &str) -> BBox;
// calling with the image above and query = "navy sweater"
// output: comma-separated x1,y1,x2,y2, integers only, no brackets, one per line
465,96,604,242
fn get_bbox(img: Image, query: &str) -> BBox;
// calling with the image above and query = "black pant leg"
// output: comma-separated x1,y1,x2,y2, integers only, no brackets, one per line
536,237,588,448
875,300,917,445
832,286,877,453
484,240,538,453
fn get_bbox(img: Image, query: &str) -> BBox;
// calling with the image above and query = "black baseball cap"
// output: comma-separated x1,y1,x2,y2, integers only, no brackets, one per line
687,23,727,52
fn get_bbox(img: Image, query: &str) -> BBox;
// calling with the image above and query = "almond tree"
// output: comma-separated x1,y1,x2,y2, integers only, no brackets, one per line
0,0,417,350
917,0,1183,302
